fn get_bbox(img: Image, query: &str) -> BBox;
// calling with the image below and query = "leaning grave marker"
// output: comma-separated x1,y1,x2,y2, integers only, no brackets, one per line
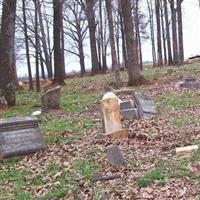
0,116,46,160
41,85,61,111
101,96,128,140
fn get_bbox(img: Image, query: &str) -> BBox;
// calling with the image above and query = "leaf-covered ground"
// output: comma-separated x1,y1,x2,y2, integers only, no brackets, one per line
1,64,200,199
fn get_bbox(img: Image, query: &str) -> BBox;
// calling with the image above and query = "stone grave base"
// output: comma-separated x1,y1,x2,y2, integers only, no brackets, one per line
105,129,128,140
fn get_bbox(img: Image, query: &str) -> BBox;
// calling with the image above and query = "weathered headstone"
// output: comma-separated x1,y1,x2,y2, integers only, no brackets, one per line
120,100,139,120
182,82,200,89
175,77,200,89
134,92,157,119
106,145,124,169
41,86,61,111
101,96,128,139
0,116,46,159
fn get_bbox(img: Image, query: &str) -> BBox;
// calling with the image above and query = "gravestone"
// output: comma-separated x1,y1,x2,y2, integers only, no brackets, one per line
106,145,124,169
175,77,200,89
41,86,61,111
0,116,46,159
101,95,128,139
120,100,139,120
134,92,157,119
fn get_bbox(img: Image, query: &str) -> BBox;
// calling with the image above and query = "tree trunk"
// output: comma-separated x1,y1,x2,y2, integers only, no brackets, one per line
78,35,86,77
170,0,178,65
34,0,40,92
85,0,99,75
22,0,33,90
37,0,53,78
121,0,141,86
177,0,184,65
163,0,173,65
106,0,121,86
147,0,156,67
61,5,66,77
135,1,143,69
0,0,17,106
155,0,163,66
39,40,46,80
161,0,167,65
53,0,65,85
119,0,127,70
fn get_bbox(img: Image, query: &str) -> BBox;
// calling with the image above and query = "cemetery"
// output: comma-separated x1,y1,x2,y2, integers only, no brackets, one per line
1,65,200,199
1,0,200,198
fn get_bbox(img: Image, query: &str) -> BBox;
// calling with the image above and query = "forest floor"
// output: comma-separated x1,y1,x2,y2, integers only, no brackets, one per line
1,64,200,200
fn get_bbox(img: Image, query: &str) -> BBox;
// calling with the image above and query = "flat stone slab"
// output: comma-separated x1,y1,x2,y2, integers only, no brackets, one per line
120,100,135,110
0,116,38,132
0,116,46,159
121,108,139,120
106,145,124,168
134,92,157,119
0,128,46,159
120,100,138,120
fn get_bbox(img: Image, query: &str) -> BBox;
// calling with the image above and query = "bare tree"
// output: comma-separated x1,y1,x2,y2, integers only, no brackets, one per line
22,0,33,90
34,0,40,92
155,0,163,66
53,0,65,85
121,0,141,86
106,0,121,86
177,0,184,64
79,0,99,75
163,0,173,65
147,0,156,67
169,0,178,65
64,1,87,77
0,0,17,106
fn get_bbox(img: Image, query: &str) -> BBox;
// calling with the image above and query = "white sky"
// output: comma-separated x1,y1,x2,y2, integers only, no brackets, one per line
17,0,200,77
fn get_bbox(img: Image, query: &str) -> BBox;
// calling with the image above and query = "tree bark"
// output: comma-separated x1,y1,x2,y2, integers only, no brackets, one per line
106,0,121,86
170,0,178,65
37,0,53,78
161,0,167,65
121,0,141,86
53,0,65,85
0,0,17,106
155,0,163,66
85,0,99,75
22,0,33,90
147,0,156,67
177,0,184,65
34,0,40,92
163,0,173,65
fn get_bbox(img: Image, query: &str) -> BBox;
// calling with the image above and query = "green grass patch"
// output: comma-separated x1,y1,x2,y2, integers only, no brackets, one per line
61,92,97,113
16,190,32,200
170,115,200,127
73,160,97,178
138,169,165,187
156,91,200,113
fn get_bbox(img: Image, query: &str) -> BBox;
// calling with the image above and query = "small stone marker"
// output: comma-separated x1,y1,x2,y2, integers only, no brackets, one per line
101,96,128,139
176,145,198,157
106,145,124,168
41,86,61,111
134,92,157,119
0,116,46,159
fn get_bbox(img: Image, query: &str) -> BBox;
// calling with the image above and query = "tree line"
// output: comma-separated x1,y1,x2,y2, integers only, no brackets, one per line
0,0,185,106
